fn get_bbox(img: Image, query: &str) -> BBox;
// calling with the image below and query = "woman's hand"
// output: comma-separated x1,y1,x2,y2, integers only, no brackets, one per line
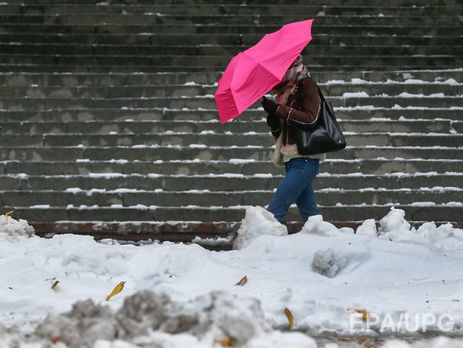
261,96,278,115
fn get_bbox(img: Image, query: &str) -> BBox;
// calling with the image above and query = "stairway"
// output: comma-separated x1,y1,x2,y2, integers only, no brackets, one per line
0,0,462,248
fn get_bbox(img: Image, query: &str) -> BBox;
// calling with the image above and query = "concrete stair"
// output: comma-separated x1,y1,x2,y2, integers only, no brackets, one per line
0,0,462,248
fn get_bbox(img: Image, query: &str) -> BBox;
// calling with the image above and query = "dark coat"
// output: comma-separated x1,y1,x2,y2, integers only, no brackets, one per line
267,77,321,145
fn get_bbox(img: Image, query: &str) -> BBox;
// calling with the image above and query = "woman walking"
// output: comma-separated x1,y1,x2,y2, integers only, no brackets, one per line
261,55,325,225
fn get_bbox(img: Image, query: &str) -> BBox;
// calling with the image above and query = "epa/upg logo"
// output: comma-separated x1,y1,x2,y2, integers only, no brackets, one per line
349,311,455,333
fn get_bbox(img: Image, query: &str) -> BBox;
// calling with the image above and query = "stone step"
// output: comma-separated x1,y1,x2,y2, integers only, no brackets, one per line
28,220,238,247
1,63,461,73
0,72,224,87
3,159,462,176
0,94,461,110
1,31,461,47
0,133,461,148
27,219,462,247
1,82,461,98
2,189,461,207
1,108,462,123
1,173,462,191
1,30,462,49
1,43,461,59
2,0,460,8
1,70,460,86
1,146,462,162
1,4,461,16
1,204,461,223
1,70,461,88
2,32,462,49
0,119,456,134
2,22,461,37
146,0,463,4
0,64,225,73
0,14,458,27
1,2,460,11
0,54,460,69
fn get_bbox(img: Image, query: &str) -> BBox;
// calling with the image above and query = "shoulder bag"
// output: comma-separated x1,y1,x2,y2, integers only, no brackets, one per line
292,86,346,156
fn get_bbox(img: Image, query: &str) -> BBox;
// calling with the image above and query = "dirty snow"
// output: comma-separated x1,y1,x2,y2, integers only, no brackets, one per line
1,208,463,347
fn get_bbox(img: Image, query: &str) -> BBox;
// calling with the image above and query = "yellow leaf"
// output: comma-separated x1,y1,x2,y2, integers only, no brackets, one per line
5,210,14,221
284,308,294,330
51,280,60,290
106,281,126,301
235,275,247,286
214,337,233,346
1,83,6,87
347,307,370,321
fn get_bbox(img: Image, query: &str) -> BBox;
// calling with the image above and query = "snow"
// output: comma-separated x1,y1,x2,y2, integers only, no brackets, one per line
29,204,50,209
311,248,349,278
229,158,256,164
65,187,83,193
1,207,463,347
398,92,446,98
233,206,288,249
0,214,34,239
88,173,127,178
325,78,461,85
342,92,370,98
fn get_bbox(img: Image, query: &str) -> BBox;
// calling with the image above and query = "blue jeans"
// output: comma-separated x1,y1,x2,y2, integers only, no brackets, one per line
267,158,320,224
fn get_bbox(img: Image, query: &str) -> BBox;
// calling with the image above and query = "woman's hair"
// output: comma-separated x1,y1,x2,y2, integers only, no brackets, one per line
272,55,310,94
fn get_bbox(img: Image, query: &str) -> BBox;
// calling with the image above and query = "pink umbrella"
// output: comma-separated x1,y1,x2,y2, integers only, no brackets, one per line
215,19,314,124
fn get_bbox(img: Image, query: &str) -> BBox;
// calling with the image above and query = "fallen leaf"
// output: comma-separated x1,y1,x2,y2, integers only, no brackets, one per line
5,210,14,221
1,83,6,87
8,286,13,290
51,280,60,290
235,275,247,286
51,337,60,343
347,307,370,321
284,308,294,330
106,281,126,301
214,337,233,346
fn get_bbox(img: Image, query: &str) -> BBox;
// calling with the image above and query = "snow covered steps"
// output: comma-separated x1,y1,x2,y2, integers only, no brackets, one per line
0,1,462,247
0,71,462,245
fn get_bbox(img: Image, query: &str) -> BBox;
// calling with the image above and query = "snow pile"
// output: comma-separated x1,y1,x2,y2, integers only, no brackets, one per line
2,206,463,346
0,214,35,239
311,248,348,278
233,206,287,249
356,218,378,237
356,207,463,251
301,214,342,237
12,290,317,347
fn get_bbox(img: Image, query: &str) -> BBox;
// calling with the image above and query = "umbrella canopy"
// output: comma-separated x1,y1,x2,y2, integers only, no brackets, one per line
215,19,314,124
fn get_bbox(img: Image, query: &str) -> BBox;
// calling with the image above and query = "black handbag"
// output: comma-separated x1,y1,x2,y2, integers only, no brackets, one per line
292,86,346,155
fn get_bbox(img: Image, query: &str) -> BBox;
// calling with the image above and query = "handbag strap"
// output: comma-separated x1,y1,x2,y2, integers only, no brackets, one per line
316,85,327,102
316,85,336,117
